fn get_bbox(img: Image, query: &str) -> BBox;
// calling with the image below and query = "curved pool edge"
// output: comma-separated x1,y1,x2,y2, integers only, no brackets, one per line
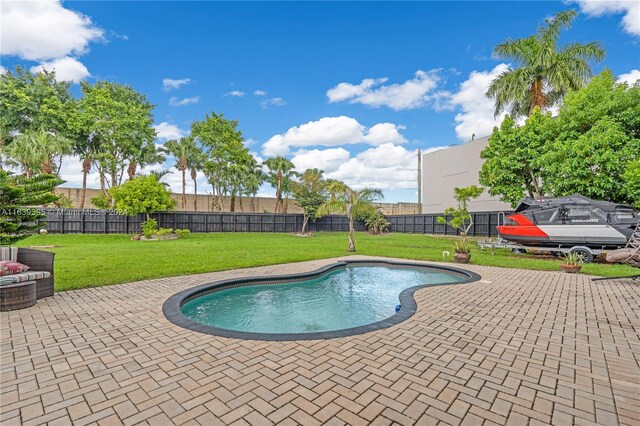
162,260,482,341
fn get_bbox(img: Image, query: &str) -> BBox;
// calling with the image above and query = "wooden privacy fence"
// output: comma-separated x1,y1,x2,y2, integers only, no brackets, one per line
39,209,507,236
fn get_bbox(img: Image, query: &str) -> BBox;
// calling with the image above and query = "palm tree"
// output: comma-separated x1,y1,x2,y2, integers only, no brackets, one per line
264,156,296,213
486,10,605,118
72,135,100,209
161,137,198,210
187,146,204,211
5,129,72,177
245,161,266,212
127,140,164,180
318,181,383,252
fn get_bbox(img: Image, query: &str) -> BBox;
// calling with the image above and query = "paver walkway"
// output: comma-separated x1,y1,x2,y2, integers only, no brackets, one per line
1,256,639,425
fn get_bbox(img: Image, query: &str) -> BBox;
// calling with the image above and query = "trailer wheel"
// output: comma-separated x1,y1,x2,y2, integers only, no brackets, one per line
570,248,594,263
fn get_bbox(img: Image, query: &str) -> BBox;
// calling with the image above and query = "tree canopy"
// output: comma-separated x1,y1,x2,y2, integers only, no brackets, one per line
291,168,329,234
481,71,640,207
72,81,156,193
487,10,605,118
111,175,176,220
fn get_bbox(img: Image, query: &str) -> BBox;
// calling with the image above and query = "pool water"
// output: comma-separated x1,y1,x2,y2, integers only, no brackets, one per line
181,266,465,334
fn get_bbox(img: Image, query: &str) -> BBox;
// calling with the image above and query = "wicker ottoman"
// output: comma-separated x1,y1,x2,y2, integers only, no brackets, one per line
0,281,37,311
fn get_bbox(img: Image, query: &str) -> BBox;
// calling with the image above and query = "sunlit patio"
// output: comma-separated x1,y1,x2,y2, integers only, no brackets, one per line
1,256,639,425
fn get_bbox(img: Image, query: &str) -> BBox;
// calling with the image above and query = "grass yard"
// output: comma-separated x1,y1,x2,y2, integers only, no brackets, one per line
17,232,637,291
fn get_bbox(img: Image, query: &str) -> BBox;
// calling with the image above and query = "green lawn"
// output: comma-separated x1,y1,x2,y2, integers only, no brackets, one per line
17,232,637,291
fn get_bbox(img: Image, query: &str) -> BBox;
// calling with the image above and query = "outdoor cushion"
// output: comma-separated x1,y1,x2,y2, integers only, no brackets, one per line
0,247,18,262
0,271,51,286
0,261,30,276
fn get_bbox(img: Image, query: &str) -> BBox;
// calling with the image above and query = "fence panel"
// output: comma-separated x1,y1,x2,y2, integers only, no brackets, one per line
39,209,508,237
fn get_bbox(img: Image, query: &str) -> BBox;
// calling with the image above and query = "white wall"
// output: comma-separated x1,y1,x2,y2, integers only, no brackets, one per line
421,136,512,213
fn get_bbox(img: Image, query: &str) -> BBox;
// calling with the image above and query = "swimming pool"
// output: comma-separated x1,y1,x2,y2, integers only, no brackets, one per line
163,260,480,340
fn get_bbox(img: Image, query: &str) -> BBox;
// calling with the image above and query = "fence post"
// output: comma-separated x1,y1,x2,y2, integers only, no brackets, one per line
104,211,108,234
124,215,129,234
60,210,65,235
81,210,85,234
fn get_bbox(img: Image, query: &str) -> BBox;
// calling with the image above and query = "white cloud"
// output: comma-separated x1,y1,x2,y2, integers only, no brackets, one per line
169,96,200,107
260,97,286,108
262,116,407,156
326,70,441,110
291,148,351,173
572,1,640,36
225,90,246,97
254,90,267,96
0,0,104,61
617,69,640,85
154,122,186,140
447,63,510,141
162,78,190,91
57,155,101,188
29,56,90,82
325,143,420,190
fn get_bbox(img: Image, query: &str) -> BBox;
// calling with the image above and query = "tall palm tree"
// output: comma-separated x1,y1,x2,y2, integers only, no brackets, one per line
486,10,605,118
245,161,266,212
72,135,100,209
264,156,296,213
161,137,198,210
187,145,204,211
318,181,383,252
127,140,164,180
5,129,72,177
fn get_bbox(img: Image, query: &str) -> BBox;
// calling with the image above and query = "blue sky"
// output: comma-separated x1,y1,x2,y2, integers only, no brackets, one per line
1,1,639,202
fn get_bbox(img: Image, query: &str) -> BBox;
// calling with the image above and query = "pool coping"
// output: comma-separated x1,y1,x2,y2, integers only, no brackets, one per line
162,259,482,341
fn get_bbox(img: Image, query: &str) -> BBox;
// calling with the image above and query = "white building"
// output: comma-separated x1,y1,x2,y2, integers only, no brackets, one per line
420,136,512,214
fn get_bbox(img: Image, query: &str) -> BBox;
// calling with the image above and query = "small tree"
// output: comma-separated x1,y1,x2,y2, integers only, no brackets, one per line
291,168,329,234
318,181,383,252
437,186,484,253
0,172,64,245
110,175,176,232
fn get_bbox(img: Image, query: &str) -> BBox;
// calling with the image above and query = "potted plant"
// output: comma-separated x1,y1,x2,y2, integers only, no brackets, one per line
560,252,583,273
454,240,473,263
437,185,484,264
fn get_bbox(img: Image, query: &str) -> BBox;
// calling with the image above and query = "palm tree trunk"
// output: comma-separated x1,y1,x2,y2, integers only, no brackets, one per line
239,195,244,212
181,168,186,210
41,159,54,175
275,171,282,213
80,158,91,209
192,170,198,212
530,77,546,113
347,215,356,252
230,195,236,212
283,198,288,214
251,194,256,213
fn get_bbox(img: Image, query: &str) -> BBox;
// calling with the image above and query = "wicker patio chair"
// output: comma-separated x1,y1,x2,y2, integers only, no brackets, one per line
16,248,55,299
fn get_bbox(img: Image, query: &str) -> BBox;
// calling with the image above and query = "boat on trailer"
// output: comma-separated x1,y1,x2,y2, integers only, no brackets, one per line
497,194,638,248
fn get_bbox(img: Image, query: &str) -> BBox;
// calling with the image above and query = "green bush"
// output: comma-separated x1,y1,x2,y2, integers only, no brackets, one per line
141,219,158,238
175,229,191,238
155,227,174,236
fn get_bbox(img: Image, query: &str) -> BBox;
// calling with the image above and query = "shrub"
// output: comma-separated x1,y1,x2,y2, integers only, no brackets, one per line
175,229,191,238
155,227,174,236
363,209,390,235
0,172,64,245
141,218,158,238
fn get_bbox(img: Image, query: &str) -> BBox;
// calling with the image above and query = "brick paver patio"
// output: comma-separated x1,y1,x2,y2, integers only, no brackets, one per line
1,256,639,425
